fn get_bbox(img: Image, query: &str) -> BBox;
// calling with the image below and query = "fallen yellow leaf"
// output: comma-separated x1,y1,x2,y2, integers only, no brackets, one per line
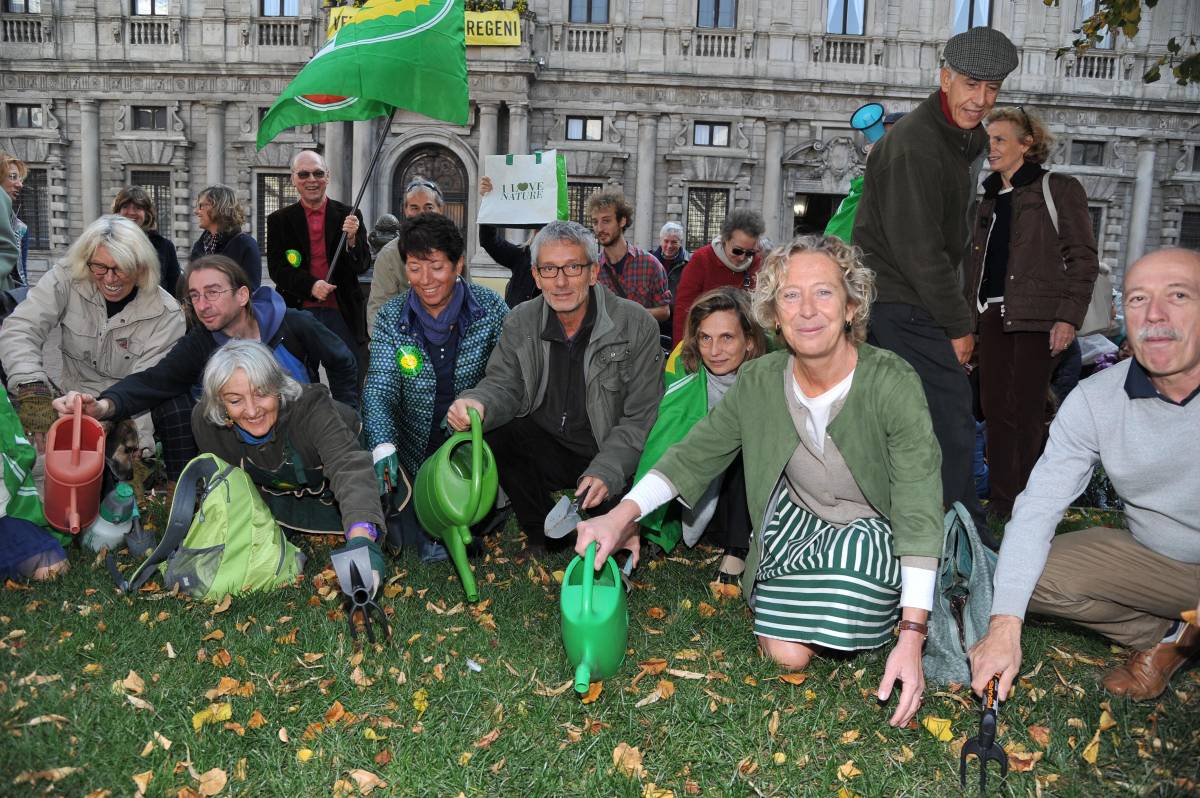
1081,729,1101,765
297,749,314,763
345,769,387,795
697,601,717,617
412,689,429,716
837,759,862,780
192,702,232,732
458,751,472,766
121,670,146,695
14,767,81,785
581,681,603,704
1028,724,1051,748
247,710,266,729
922,716,954,742
647,607,667,619
131,770,153,794
201,629,225,641
772,752,787,765
211,594,232,615
643,784,675,798
779,672,808,685
841,729,861,744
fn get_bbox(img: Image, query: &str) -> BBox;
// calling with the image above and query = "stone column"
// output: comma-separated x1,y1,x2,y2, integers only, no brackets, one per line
79,99,101,226
477,101,500,166
505,102,529,244
205,102,226,186
762,121,785,244
1126,140,1157,268
351,118,377,227
633,113,658,249
325,121,351,202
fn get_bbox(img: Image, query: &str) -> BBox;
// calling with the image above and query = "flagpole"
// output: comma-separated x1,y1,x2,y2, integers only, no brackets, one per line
326,106,397,284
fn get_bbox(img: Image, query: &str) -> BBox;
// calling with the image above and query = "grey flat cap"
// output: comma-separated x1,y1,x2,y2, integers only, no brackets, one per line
944,27,1019,81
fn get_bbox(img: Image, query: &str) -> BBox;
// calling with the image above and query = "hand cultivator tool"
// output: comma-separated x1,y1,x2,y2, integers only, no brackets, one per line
960,674,1009,794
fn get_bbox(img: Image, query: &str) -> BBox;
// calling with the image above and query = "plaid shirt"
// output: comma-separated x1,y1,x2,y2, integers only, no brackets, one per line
598,245,671,309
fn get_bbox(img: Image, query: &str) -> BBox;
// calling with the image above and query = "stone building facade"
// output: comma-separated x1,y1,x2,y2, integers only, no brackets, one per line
2,0,1198,284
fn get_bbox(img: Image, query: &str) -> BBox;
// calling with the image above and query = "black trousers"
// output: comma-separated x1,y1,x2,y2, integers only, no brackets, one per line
149,393,197,480
706,454,751,552
868,302,985,527
486,416,619,547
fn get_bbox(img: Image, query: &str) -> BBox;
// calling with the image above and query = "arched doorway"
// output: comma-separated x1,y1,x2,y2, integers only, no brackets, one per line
392,145,468,230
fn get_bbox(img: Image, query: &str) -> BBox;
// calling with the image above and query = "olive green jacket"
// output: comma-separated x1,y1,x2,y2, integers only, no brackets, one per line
652,345,944,598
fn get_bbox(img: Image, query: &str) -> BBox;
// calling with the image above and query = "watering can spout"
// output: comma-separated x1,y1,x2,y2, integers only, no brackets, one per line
445,529,479,603
574,663,591,695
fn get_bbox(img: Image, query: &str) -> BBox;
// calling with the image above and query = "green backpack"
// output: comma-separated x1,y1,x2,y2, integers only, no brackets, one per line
110,454,304,601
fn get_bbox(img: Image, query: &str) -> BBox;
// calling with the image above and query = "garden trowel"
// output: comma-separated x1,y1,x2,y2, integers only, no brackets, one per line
544,495,636,587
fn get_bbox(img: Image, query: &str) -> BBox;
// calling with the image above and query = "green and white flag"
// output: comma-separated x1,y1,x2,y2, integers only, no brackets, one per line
257,0,468,150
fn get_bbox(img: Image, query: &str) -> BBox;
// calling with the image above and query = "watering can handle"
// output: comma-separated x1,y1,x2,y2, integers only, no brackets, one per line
71,393,83,467
467,407,484,518
581,541,597,618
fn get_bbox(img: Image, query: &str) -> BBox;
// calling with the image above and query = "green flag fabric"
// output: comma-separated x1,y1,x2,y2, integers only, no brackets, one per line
257,0,468,150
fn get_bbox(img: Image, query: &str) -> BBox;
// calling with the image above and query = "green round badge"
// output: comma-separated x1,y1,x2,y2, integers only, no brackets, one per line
395,345,423,376
285,249,302,268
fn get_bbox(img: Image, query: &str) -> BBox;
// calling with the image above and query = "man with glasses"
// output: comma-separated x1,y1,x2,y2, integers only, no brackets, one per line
267,150,370,379
585,190,671,324
670,209,764,345
447,221,663,552
852,26,1019,539
56,254,358,439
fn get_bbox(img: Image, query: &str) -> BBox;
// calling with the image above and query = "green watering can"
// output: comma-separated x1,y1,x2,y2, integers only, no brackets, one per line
413,408,497,602
560,541,628,695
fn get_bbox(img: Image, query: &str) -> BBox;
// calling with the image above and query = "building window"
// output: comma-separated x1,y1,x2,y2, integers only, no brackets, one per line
693,121,731,147
567,182,603,226
256,173,300,255
952,0,990,34
6,104,43,129
4,0,43,12
568,0,608,24
565,116,603,142
1088,205,1104,247
261,0,299,16
686,187,729,251
1180,210,1200,251
827,0,865,35
1078,0,1113,48
697,0,736,29
129,170,172,232
15,167,49,250
132,0,168,15
132,106,167,131
1070,140,1105,166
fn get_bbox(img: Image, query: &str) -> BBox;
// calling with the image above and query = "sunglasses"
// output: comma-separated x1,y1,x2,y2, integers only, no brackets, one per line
729,246,756,258
294,169,327,180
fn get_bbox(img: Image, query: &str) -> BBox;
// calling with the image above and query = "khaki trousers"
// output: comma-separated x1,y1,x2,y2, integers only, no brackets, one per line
1028,527,1200,650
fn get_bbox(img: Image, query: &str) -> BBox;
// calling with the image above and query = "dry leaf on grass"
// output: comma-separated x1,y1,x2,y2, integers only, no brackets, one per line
131,770,153,793
25,714,69,727
635,679,676,707
345,769,387,794
297,749,314,763
126,695,155,712
647,607,667,619
475,728,501,748
841,729,861,744
697,602,717,617
779,672,808,686
1028,724,1051,748
192,702,232,732
643,784,675,798
768,709,780,737
533,680,573,697
197,768,227,796
14,767,81,785
921,716,953,742
1005,747,1043,773
1081,729,1102,765
210,594,232,615
580,681,603,704
612,742,645,778
837,760,862,780
121,670,146,694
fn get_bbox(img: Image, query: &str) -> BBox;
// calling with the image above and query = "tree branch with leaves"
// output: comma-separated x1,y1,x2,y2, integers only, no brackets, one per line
1047,0,1199,85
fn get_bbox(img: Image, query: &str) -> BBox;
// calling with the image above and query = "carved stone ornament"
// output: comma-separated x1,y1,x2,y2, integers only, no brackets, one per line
786,136,865,188
112,21,122,43
169,102,186,134
114,105,128,133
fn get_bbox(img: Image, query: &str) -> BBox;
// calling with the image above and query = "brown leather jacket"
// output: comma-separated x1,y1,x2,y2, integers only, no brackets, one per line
964,163,1098,334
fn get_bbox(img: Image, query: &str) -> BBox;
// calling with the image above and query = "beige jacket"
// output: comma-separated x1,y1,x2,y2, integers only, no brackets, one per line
0,263,185,395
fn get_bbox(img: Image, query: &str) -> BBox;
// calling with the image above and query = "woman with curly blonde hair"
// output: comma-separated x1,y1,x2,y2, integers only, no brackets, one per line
577,235,945,729
190,184,262,288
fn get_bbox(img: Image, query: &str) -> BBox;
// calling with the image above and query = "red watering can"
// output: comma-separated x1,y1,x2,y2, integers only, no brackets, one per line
43,394,106,534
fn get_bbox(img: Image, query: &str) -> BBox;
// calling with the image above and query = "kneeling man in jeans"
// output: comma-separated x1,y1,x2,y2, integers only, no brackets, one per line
970,247,1200,701
447,221,662,552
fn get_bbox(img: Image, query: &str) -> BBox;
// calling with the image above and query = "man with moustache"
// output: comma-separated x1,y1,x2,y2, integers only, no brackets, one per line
969,248,1200,702
852,27,1019,535
446,221,662,552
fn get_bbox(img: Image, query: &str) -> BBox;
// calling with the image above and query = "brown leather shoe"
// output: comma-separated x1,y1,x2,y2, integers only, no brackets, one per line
1101,624,1200,701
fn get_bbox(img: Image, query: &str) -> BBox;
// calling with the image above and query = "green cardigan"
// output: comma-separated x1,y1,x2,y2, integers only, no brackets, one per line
652,344,944,598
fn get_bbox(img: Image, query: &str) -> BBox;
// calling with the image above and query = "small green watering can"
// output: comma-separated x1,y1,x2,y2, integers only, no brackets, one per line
560,541,628,696
413,408,497,602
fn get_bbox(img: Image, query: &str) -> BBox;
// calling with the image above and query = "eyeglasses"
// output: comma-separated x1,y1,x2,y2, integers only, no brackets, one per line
405,178,443,199
87,262,124,277
294,170,327,180
1015,105,1031,136
729,246,756,258
535,263,587,278
186,287,235,305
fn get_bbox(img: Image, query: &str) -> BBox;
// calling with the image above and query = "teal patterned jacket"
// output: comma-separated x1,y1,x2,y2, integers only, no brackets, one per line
362,282,508,476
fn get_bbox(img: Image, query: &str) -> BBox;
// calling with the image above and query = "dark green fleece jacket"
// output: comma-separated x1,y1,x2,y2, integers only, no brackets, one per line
852,90,989,339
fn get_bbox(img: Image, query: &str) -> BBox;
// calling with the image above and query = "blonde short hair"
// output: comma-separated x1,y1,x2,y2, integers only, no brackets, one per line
64,215,161,293
751,235,875,346
198,185,246,234
986,106,1054,166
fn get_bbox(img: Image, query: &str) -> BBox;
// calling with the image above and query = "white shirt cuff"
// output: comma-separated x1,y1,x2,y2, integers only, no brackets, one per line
371,443,397,464
899,564,936,612
623,472,677,520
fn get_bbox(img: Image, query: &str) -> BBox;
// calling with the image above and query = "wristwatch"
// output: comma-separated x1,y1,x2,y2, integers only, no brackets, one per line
896,620,928,639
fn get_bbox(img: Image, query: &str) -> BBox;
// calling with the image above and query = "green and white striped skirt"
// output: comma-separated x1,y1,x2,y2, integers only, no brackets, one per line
753,491,901,651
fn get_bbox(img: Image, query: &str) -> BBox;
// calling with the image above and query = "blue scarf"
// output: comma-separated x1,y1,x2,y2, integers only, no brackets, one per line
406,278,466,347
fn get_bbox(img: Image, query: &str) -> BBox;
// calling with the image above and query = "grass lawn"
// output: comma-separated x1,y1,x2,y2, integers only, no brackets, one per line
2,507,1197,797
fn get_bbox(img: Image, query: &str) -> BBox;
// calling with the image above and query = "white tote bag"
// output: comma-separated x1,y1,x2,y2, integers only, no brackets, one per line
477,150,568,227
